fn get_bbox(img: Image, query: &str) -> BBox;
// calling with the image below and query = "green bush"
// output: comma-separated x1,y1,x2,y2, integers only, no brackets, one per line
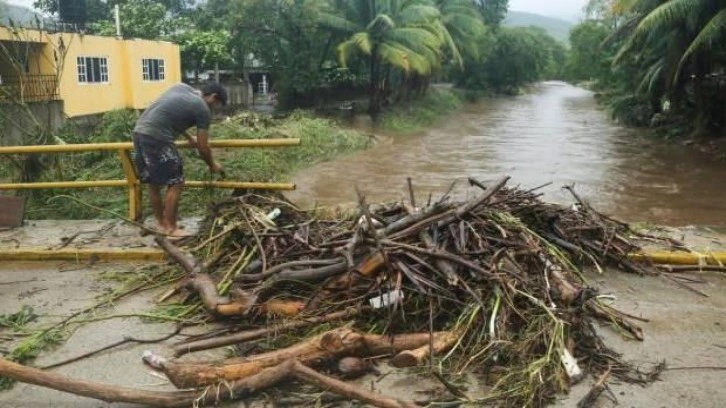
21,111,372,219
380,88,464,134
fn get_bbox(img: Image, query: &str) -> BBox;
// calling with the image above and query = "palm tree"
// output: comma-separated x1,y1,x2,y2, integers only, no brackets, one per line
613,0,726,128
319,0,459,118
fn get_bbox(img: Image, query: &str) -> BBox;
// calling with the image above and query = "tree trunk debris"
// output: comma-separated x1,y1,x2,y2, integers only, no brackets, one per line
3,176,692,407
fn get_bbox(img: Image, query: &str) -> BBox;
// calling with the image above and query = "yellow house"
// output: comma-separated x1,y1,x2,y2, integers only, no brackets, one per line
0,25,181,117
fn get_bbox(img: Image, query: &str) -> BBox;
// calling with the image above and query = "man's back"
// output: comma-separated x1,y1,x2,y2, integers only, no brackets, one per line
134,83,211,143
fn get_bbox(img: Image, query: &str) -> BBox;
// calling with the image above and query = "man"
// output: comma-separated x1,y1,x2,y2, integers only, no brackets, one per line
133,82,226,238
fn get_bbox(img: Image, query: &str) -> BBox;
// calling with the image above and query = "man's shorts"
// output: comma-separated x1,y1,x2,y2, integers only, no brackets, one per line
132,133,184,186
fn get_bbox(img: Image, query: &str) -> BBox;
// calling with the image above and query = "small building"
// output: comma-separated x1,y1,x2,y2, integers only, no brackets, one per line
0,25,181,118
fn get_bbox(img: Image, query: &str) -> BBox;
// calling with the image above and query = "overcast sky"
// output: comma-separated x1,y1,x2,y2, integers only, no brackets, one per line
510,0,587,20
7,0,34,8
7,0,588,20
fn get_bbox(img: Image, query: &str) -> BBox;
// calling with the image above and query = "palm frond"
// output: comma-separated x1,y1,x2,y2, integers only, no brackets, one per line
676,9,726,79
377,42,413,72
337,32,373,66
398,5,441,25
633,0,698,42
367,13,396,32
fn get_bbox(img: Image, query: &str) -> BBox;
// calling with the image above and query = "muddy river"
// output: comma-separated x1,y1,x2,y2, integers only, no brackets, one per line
286,82,725,227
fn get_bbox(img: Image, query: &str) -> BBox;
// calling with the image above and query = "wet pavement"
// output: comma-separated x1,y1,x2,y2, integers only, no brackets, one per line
0,227,724,407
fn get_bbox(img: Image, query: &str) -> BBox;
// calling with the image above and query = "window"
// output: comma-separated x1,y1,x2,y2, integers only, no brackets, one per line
142,58,165,81
77,56,108,83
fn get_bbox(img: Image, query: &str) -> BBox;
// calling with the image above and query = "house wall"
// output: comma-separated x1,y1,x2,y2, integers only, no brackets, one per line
54,33,128,117
52,33,181,117
0,26,182,118
123,39,182,110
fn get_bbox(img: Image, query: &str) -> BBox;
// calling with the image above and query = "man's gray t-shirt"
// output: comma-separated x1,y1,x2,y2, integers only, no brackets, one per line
134,83,211,143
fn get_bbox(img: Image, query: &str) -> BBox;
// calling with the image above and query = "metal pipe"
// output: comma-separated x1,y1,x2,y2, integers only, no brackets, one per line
0,138,301,154
0,180,295,190
0,180,128,189
185,181,295,190
628,251,726,266
0,249,166,262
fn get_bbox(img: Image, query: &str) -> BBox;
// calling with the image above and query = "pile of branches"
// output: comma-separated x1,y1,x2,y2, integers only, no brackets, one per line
0,176,673,407
151,176,666,406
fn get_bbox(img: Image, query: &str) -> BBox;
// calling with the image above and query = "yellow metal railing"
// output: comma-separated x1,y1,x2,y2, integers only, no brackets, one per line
0,138,300,220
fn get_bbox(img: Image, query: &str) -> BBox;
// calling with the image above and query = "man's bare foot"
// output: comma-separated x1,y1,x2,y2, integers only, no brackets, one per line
167,228,190,241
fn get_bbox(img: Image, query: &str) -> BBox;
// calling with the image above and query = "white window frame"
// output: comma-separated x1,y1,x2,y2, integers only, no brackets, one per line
76,56,109,84
142,58,166,82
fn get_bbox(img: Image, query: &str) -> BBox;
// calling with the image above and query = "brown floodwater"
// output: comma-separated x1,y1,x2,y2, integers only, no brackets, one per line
285,82,726,227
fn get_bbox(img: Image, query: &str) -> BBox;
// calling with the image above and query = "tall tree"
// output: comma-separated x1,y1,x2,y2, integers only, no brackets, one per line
613,0,726,131
474,0,509,26
320,0,462,117
93,0,174,39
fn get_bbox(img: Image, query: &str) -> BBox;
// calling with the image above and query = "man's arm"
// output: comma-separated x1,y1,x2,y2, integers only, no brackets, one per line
196,129,223,173
183,130,197,147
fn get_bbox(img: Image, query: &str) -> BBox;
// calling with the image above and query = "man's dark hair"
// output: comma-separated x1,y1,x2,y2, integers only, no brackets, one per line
201,83,228,106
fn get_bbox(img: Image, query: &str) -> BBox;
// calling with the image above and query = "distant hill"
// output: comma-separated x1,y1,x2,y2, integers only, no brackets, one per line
503,11,573,44
1,3,46,27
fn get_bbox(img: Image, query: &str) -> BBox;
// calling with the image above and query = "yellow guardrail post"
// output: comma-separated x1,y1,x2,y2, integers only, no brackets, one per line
117,149,143,221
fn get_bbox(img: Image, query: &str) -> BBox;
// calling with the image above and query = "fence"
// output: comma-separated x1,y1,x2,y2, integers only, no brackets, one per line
0,74,59,103
0,138,300,220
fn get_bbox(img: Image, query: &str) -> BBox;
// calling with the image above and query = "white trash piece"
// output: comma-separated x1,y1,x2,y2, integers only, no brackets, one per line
142,350,167,370
267,208,281,221
369,289,404,309
560,348,584,383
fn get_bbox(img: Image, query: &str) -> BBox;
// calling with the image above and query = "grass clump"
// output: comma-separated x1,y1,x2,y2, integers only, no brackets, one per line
380,87,464,134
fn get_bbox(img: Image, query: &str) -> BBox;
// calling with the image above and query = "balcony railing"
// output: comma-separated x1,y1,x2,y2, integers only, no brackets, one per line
0,74,60,103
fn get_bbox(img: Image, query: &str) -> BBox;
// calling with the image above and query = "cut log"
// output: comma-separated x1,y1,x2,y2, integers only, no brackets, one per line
156,328,448,388
390,330,460,368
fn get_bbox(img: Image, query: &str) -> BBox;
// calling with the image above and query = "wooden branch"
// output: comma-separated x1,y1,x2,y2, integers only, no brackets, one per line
172,307,361,357
420,231,459,286
586,302,644,341
385,176,508,242
577,367,612,408
274,262,349,282
235,258,345,282
186,273,231,313
157,328,447,388
456,176,509,217
390,331,460,368
376,202,451,237
382,240,494,278
292,360,417,408
156,236,204,275
548,267,581,305
0,357,292,407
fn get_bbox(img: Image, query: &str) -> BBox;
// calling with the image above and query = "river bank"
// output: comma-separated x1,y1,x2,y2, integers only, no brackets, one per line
286,82,726,228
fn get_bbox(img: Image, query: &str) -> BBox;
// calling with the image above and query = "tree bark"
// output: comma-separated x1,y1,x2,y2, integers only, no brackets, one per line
390,331,461,368
0,357,292,407
157,328,449,388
